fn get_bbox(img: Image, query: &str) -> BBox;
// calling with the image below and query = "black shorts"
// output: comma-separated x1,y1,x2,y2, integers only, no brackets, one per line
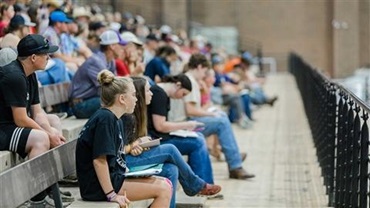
0,124,32,158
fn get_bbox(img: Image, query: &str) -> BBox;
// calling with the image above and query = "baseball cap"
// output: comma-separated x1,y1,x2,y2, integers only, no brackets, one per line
9,14,36,28
17,34,59,57
146,33,159,42
241,52,256,64
100,30,127,46
211,55,224,65
120,31,143,46
50,11,72,23
89,21,106,31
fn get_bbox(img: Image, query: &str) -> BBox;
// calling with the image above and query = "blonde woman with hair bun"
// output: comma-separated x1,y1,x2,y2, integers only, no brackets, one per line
76,69,172,208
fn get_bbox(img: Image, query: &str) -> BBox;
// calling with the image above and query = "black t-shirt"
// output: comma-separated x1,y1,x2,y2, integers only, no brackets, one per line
76,108,126,201
147,85,171,140
0,60,40,125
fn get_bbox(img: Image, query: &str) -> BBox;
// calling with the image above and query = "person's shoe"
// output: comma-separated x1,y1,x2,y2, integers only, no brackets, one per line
240,152,247,162
198,183,222,196
266,96,278,106
58,175,79,187
238,117,253,129
44,195,73,207
53,112,68,120
17,200,45,208
48,190,75,203
59,190,72,197
229,167,255,179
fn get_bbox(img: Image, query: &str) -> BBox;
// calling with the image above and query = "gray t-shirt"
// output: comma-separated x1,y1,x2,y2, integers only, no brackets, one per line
69,51,116,99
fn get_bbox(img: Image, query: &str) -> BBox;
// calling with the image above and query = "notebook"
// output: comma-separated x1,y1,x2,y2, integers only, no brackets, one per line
124,163,163,177
169,130,198,138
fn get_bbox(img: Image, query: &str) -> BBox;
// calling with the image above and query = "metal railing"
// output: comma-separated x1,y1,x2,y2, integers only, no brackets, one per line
289,53,370,208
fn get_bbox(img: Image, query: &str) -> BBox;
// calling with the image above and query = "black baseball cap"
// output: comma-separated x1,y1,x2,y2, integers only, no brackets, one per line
9,14,36,28
17,34,59,57
146,33,159,42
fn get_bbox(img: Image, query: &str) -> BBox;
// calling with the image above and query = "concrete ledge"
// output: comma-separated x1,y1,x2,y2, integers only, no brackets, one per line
0,151,24,172
61,117,88,141
67,198,152,208
176,192,207,208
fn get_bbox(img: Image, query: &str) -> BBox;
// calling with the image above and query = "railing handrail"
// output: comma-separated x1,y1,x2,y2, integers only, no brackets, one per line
335,82,370,112
289,52,370,208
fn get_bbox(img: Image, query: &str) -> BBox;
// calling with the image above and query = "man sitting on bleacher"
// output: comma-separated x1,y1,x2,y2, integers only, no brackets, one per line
0,34,66,206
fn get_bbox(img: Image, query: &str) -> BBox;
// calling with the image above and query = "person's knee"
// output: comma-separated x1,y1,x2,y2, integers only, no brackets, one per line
157,177,173,198
28,131,50,152
47,114,61,127
219,115,231,126
162,144,179,155
166,164,179,179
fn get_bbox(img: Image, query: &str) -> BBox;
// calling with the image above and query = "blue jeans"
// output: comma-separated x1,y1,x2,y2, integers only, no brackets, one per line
126,144,205,208
160,133,214,184
190,113,243,170
71,97,100,119
241,94,252,119
223,94,243,122
250,86,268,105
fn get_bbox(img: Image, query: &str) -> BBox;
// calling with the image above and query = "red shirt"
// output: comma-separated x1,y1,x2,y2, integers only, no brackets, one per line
115,59,130,76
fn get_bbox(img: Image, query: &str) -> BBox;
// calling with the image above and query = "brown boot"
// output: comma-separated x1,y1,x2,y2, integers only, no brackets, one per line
229,168,255,179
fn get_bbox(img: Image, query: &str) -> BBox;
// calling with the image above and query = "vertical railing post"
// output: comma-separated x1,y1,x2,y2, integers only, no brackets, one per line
350,104,361,208
359,112,368,208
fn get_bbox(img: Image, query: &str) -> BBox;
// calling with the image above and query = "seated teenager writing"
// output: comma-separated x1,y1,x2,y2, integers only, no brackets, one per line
121,76,222,208
147,74,217,185
75,70,171,207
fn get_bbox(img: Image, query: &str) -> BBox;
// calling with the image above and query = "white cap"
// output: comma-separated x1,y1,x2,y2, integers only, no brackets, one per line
100,30,127,46
72,6,91,18
160,25,172,34
20,14,36,27
120,31,143,46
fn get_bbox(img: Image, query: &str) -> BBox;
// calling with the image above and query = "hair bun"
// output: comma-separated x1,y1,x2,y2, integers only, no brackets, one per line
97,69,115,85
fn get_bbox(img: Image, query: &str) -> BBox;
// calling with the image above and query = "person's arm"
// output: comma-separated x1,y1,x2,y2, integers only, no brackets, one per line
93,156,116,197
11,106,43,130
94,155,129,205
31,104,65,147
77,44,93,59
53,53,84,66
152,113,199,133
185,101,216,117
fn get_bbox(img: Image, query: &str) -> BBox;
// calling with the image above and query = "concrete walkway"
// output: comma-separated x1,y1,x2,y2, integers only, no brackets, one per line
205,73,329,207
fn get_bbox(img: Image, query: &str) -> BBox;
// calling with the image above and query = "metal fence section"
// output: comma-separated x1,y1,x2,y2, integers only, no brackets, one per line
289,53,370,208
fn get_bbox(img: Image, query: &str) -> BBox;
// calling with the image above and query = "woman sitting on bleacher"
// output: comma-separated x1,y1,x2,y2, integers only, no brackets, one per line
75,70,171,207
122,76,222,208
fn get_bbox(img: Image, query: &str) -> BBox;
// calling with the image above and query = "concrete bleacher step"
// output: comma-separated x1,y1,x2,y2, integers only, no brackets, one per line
67,198,152,208
176,192,207,208
61,116,88,141
66,192,207,208
0,151,24,172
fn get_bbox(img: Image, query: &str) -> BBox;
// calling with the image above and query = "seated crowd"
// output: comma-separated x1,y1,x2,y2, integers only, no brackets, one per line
0,1,278,207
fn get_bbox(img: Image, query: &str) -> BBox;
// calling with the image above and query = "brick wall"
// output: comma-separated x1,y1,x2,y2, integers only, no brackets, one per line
73,0,370,78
